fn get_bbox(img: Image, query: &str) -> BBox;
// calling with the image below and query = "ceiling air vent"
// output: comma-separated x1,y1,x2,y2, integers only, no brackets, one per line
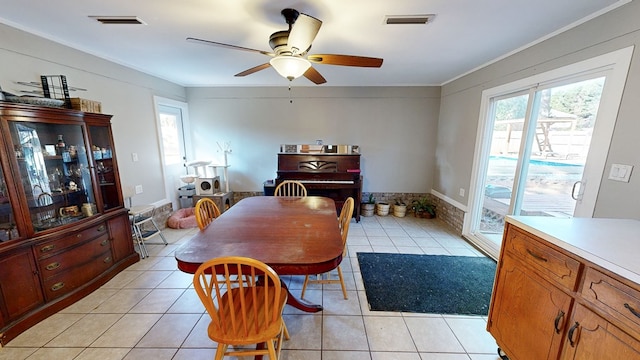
384,14,435,25
89,16,146,25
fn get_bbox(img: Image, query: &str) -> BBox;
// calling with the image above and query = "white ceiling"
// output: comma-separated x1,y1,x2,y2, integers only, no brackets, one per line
0,0,626,87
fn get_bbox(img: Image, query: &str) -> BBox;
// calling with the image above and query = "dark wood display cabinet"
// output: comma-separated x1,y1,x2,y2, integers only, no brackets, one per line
0,102,138,344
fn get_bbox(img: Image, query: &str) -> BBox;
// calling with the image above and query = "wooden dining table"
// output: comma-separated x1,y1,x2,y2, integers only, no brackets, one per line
174,195,344,312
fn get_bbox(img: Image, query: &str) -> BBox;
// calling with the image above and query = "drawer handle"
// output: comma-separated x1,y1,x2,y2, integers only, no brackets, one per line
45,262,61,271
526,249,548,262
97,225,106,232
51,282,65,291
567,321,580,347
104,256,112,263
624,303,640,319
554,310,565,334
101,239,109,246
40,244,56,252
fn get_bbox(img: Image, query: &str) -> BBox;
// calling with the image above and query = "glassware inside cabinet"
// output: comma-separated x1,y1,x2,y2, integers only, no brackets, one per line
8,121,97,232
88,124,120,211
0,160,19,241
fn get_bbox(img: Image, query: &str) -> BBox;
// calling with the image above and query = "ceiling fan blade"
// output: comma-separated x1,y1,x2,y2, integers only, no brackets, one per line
288,13,322,55
187,37,274,57
308,54,383,67
303,66,327,85
234,63,272,77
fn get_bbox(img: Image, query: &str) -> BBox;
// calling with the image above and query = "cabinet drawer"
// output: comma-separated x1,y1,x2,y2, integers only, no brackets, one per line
42,251,114,301
37,222,108,258
38,233,111,280
504,226,581,290
582,267,640,335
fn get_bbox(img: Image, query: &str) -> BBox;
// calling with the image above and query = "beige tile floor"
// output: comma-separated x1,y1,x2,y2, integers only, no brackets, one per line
1,214,501,360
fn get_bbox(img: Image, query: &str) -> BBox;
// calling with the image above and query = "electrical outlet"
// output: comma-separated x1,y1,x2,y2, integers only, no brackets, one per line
135,185,143,194
459,188,465,197
131,152,139,162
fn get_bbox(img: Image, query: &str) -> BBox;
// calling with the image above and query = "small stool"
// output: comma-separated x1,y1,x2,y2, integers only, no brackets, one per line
129,205,167,258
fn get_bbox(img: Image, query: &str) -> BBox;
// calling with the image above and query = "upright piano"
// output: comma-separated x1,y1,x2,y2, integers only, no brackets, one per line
275,152,362,221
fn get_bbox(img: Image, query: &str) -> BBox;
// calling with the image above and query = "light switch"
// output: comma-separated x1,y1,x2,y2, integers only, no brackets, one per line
608,163,633,182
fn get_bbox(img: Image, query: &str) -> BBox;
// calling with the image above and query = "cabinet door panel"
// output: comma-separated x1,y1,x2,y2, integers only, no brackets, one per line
7,121,97,234
489,254,573,360
0,248,44,321
87,122,123,212
561,303,640,360
107,214,133,262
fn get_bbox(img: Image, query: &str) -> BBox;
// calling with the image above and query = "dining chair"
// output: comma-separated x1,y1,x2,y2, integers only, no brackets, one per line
274,180,307,197
194,197,221,230
301,196,354,300
193,256,290,360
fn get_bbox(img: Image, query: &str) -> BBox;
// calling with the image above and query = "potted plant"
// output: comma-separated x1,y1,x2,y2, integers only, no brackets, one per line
361,193,375,216
412,197,436,219
393,198,407,217
376,200,390,216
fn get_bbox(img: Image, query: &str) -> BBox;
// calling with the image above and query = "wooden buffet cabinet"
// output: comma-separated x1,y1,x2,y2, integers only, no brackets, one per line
0,103,138,344
488,216,640,359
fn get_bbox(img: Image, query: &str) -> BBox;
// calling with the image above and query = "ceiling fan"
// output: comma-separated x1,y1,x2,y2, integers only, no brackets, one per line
187,8,383,85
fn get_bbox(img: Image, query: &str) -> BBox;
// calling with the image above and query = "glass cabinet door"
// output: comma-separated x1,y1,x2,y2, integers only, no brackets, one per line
87,124,121,211
8,121,97,232
0,160,19,241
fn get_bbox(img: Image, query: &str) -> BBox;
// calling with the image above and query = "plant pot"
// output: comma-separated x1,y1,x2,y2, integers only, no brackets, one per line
361,203,375,217
376,202,390,216
415,210,434,219
393,204,407,217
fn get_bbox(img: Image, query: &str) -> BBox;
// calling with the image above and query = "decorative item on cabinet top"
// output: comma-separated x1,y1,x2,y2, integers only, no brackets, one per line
280,144,360,154
11,75,101,113
3,94,65,107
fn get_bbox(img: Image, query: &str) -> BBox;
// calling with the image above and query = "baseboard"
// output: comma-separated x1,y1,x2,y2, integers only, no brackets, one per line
430,189,468,212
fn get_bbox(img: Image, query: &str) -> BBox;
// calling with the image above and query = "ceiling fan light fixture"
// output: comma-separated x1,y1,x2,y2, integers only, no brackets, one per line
269,56,311,80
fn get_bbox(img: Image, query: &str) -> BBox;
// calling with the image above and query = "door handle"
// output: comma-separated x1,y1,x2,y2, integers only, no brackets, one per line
571,181,583,201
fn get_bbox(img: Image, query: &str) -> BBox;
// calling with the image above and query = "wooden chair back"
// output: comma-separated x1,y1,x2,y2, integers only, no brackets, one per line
194,198,221,230
274,180,307,197
339,197,355,251
193,256,288,359
301,196,354,300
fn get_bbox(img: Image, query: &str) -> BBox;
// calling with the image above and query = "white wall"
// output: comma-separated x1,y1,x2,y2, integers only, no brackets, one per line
186,86,440,192
13,1,638,214
1,22,441,201
436,0,640,219
0,23,186,206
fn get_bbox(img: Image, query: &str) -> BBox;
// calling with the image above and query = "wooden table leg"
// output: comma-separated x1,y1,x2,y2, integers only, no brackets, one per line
282,281,323,312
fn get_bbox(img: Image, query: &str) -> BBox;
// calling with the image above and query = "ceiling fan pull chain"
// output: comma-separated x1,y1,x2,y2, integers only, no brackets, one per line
289,83,293,103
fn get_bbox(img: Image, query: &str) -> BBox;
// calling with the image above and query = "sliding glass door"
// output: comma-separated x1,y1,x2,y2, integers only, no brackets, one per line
478,79,603,241
464,47,633,258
